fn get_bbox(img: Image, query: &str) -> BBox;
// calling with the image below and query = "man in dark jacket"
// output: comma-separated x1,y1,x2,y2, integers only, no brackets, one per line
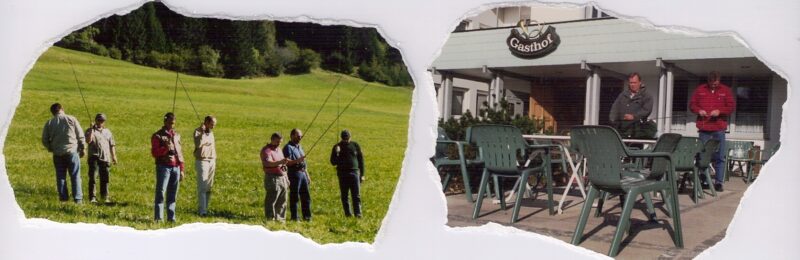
690,71,735,192
330,129,365,218
609,72,654,139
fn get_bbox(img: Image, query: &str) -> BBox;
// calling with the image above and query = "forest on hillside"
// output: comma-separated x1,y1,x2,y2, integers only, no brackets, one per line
56,2,412,86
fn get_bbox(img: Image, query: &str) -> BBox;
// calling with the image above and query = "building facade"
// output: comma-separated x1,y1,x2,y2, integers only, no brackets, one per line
432,6,784,149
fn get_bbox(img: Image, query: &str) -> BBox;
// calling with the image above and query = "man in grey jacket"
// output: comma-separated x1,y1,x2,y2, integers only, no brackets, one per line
41,103,85,203
609,72,654,139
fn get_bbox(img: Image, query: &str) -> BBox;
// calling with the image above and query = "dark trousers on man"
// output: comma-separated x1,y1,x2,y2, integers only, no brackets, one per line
337,170,361,217
288,171,312,221
88,156,110,200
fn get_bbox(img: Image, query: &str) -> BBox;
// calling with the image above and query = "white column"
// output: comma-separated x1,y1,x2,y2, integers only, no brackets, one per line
442,75,453,119
489,75,496,109
591,71,601,125
584,73,593,125
657,69,667,136
664,68,675,133
436,75,445,119
496,74,505,110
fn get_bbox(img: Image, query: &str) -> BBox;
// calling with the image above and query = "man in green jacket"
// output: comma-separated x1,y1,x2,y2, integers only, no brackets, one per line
42,103,85,203
330,129,364,218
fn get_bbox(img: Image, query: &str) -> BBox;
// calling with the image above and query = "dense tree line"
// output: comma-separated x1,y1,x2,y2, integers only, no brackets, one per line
56,2,411,86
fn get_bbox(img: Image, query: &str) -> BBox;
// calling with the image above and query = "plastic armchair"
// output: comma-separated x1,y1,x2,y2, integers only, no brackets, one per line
433,127,480,202
570,126,683,257
468,124,558,223
747,142,780,183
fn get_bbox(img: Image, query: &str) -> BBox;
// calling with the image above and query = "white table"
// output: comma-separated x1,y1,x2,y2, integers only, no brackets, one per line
522,134,656,214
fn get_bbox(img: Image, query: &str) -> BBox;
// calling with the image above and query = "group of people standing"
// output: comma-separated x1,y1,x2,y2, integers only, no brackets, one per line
609,71,735,191
41,105,366,223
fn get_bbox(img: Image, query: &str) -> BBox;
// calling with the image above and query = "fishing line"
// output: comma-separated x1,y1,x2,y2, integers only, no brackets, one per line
172,72,179,113
305,82,369,156
67,58,92,122
305,75,343,134
177,74,201,122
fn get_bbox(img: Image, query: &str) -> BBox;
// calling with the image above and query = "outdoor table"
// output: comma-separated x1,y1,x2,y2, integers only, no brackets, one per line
522,134,656,214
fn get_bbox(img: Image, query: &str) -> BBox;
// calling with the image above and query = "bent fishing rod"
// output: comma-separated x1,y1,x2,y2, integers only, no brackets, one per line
304,82,369,157
171,72,201,122
304,75,343,136
67,58,93,122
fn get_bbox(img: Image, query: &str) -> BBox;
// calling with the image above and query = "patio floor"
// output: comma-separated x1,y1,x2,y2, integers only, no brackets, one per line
446,174,752,259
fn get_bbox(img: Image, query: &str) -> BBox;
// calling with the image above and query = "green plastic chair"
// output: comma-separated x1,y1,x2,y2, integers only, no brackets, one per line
530,138,570,178
723,140,754,182
433,127,480,202
747,142,780,183
469,124,557,223
570,126,683,257
674,137,716,203
593,134,681,220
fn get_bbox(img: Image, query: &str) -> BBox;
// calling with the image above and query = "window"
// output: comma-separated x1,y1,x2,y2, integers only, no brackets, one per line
451,88,466,116
670,80,690,131
476,91,488,114
733,78,770,133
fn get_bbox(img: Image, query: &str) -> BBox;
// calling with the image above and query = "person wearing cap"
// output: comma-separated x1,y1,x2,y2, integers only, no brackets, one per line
151,112,184,222
41,103,86,203
330,129,365,218
282,128,310,221
85,113,117,203
193,115,217,216
261,132,290,222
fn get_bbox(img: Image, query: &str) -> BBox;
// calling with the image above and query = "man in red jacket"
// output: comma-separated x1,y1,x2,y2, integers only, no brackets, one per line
151,112,184,222
689,71,735,192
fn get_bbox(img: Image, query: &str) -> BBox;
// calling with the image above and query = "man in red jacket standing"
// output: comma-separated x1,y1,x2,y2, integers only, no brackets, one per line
151,112,184,222
689,71,735,192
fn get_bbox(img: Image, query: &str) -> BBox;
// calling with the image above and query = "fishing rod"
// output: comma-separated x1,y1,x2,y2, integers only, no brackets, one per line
305,82,369,157
171,72,179,113
177,74,201,122
304,75,343,135
67,58,92,122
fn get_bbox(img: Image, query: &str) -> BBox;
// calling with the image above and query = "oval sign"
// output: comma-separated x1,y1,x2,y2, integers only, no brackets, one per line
506,25,561,59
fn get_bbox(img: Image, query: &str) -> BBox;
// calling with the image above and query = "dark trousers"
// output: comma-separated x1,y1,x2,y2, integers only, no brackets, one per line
87,156,110,199
337,170,361,217
288,171,312,220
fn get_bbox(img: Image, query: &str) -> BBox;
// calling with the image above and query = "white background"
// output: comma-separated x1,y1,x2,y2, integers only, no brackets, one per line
1,0,798,259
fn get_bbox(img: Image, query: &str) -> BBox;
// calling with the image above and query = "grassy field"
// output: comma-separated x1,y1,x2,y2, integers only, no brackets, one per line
4,47,411,243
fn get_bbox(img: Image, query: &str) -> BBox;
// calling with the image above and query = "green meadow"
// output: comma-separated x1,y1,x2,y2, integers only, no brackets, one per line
4,47,411,243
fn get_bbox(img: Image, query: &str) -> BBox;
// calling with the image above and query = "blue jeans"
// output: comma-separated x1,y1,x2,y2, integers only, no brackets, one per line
337,170,361,217
699,130,726,185
53,152,82,202
154,165,180,221
288,171,311,221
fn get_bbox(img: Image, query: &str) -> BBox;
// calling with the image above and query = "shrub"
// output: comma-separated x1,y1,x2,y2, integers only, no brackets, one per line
438,98,550,142
357,61,385,83
322,51,353,74
108,47,122,59
87,44,109,57
196,45,224,77
262,51,283,76
285,48,320,74
145,51,170,69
